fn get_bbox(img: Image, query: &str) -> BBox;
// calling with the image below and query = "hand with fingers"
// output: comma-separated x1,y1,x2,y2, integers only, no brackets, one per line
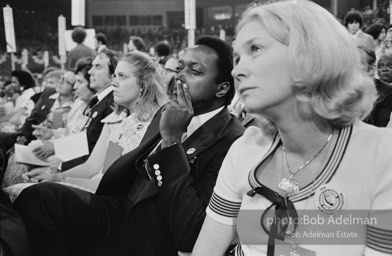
32,124,54,140
32,141,55,160
23,167,53,182
16,135,28,145
35,172,63,182
160,80,194,149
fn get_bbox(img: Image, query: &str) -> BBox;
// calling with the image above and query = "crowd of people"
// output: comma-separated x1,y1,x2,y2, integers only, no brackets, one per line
1,1,392,256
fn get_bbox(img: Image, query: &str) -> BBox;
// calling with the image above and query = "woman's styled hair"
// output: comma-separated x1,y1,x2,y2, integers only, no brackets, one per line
366,23,387,40
237,0,377,128
343,11,363,28
74,57,95,93
118,51,168,121
11,70,35,90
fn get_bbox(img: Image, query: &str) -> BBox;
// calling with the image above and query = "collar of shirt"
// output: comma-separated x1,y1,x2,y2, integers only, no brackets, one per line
96,86,113,102
186,106,224,138
352,29,361,40
21,88,36,98
49,92,59,99
101,110,129,124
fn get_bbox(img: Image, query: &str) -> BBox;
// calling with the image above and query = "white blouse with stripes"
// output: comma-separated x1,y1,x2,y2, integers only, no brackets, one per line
206,120,392,256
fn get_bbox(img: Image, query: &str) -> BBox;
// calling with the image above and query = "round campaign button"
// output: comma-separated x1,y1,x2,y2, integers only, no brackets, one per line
187,148,196,155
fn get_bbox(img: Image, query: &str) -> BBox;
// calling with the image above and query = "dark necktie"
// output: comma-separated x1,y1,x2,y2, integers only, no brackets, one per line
87,96,99,109
83,96,99,116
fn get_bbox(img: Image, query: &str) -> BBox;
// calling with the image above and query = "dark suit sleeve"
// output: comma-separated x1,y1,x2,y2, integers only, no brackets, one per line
18,89,55,143
0,190,30,256
146,141,232,251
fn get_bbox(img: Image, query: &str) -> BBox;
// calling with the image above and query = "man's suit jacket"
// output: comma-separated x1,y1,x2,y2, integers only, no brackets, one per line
19,88,57,143
61,92,113,171
96,107,245,255
355,30,375,52
366,79,392,127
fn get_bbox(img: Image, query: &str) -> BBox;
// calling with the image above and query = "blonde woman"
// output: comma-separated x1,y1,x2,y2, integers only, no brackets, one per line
25,52,168,192
193,1,391,256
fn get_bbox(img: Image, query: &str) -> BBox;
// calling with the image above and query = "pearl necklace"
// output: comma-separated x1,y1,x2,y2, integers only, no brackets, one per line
278,133,333,197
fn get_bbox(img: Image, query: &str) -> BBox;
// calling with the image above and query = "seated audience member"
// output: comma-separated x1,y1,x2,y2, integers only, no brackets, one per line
344,10,375,51
192,1,391,256
14,36,245,256
32,57,96,141
0,70,63,157
366,53,392,127
128,35,145,52
377,34,392,57
2,71,76,187
59,48,119,171
1,59,94,190
386,24,392,37
25,52,168,192
10,70,37,108
366,23,387,57
358,46,376,77
0,71,37,132
0,80,16,116
162,57,179,88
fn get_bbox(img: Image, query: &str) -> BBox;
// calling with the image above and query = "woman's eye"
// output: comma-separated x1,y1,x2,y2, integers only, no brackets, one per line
176,66,184,72
234,56,240,65
250,45,262,54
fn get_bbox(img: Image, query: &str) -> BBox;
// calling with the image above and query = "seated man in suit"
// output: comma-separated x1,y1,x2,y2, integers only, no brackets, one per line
59,48,119,171
14,36,245,256
366,53,392,127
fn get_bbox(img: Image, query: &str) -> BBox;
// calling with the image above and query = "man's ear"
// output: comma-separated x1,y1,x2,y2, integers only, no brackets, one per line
216,82,230,98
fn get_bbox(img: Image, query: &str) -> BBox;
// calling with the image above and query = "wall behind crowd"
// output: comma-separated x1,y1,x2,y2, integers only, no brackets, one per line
0,1,389,79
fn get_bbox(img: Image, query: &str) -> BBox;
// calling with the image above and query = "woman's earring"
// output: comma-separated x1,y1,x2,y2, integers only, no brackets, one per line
139,88,143,96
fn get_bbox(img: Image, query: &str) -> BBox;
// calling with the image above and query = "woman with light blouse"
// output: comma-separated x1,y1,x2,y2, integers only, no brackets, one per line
25,52,168,192
192,1,392,256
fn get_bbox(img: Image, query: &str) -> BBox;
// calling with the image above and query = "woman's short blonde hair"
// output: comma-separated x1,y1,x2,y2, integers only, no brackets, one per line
237,0,377,128
118,51,168,121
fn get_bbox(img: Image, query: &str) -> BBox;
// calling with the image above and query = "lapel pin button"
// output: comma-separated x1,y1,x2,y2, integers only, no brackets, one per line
92,111,98,118
187,148,196,155
41,105,46,110
136,123,144,131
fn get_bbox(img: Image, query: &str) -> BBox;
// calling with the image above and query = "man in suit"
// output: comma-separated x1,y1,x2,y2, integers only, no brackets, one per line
14,36,245,256
344,11,375,52
366,53,392,127
60,48,118,171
